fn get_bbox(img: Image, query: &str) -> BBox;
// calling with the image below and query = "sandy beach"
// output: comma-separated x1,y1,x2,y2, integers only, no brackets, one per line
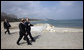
1,22,83,49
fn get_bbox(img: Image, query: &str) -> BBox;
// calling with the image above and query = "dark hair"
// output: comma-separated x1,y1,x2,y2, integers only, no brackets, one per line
21,19,25,22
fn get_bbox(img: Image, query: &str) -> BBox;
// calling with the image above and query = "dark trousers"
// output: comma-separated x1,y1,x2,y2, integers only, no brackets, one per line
5,28,10,34
17,32,31,44
24,31,34,41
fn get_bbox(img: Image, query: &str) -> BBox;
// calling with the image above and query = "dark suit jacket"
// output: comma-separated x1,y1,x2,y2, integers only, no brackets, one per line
24,22,33,31
3,21,11,29
19,23,26,34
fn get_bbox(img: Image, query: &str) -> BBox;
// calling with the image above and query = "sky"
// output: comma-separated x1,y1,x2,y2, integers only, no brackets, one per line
1,1,83,20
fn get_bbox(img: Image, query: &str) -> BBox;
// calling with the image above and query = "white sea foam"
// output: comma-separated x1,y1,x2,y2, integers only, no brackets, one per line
31,23,83,33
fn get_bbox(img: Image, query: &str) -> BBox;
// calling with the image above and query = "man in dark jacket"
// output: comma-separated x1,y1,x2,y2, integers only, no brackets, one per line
3,19,11,35
17,19,32,45
23,18,35,42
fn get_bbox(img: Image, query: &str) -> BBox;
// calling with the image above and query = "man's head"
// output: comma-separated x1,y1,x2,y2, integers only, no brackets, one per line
21,18,25,23
4,19,7,22
26,18,29,22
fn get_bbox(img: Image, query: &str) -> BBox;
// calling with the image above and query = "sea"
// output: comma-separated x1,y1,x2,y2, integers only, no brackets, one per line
30,19,83,28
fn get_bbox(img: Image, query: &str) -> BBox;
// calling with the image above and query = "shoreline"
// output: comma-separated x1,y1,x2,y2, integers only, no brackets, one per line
1,22,83,33
1,21,83,29
32,23,83,29
33,23,83,33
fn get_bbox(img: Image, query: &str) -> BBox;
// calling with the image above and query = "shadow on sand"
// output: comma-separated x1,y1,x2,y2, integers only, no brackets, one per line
33,35,41,40
20,35,41,45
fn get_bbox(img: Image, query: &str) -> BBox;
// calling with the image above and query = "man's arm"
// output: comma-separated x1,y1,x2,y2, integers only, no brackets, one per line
3,22,7,29
3,22,5,29
29,22,34,26
30,24,34,26
19,23,23,31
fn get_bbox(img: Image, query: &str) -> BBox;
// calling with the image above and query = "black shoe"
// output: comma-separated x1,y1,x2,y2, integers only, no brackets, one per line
31,39,35,42
28,43,32,45
17,42,20,45
9,33,11,35
23,38,26,41
5,32,6,34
